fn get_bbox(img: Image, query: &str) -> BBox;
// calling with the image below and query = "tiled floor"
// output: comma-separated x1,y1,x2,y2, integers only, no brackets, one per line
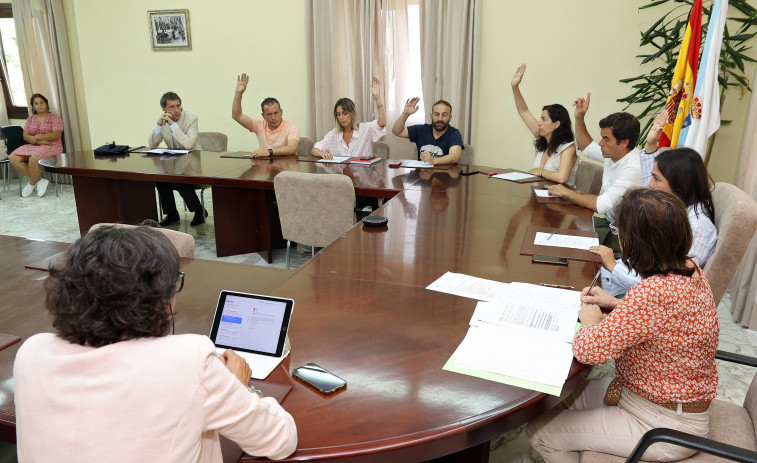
2,181,756,462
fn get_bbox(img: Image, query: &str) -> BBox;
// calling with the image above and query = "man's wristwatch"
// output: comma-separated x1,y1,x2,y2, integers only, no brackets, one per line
268,149,274,156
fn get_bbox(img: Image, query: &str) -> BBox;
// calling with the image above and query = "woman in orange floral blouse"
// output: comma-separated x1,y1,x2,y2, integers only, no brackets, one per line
528,188,718,463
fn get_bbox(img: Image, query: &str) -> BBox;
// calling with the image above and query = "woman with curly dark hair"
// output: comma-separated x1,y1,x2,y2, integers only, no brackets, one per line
528,189,718,462
13,226,297,462
511,63,580,186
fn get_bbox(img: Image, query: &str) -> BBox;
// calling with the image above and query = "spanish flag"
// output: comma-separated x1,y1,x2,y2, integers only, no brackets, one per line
659,0,703,148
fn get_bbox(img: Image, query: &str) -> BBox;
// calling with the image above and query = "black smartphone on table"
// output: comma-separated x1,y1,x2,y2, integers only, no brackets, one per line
292,363,347,395
532,254,568,265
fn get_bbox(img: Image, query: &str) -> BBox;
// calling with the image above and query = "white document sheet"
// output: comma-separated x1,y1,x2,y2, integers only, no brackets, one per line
471,283,580,343
317,156,351,163
426,272,510,302
143,148,191,154
533,189,552,197
405,160,434,168
534,232,599,250
492,171,536,181
454,325,574,387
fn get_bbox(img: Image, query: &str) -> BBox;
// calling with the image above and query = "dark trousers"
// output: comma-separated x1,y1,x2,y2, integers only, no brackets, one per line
594,215,621,253
156,182,201,215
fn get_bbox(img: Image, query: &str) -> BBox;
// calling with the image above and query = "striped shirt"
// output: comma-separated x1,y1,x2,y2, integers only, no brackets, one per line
601,202,717,296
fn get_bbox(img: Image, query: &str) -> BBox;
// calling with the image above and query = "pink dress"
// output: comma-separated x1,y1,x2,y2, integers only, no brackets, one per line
11,113,65,158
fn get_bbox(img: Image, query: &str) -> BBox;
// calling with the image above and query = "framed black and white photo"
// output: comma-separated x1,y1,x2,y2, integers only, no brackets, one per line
148,9,191,51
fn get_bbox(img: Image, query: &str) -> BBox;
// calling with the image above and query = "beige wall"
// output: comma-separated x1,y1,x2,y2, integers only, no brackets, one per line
49,1,757,183
65,0,308,152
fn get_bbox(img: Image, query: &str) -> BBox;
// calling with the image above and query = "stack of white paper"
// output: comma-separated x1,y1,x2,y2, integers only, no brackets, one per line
143,148,191,155
426,272,581,390
405,160,434,168
317,156,351,163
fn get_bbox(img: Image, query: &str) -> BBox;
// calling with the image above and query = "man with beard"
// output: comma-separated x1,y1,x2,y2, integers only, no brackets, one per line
392,98,463,165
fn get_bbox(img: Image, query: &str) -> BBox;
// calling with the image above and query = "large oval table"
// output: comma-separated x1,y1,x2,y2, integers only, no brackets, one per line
28,152,600,462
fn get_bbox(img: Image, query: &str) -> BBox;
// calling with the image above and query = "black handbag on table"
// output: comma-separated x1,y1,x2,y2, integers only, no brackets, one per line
94,142,130,155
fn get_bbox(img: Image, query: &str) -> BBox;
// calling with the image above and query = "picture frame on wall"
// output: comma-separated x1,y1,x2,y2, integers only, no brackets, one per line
148,9,191,51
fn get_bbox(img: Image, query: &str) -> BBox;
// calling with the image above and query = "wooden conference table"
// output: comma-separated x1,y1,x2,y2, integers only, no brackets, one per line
13,155,599,462
39,151,417,261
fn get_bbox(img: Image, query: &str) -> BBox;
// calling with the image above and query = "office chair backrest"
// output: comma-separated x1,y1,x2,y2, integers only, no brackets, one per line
88,223,195,259
460,144,474,165
372,141,390,159
274,171,355,248
704,182,757,306
297,137,314,158
198,132,228,152
574,159,603,195
1,125,27,156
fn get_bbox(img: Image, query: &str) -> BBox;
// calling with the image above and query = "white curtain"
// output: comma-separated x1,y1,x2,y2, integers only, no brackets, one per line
0,36,9,160
308,0,382,142
12,0,81,152
308,0,478,159
419,0,479,146
728,63,757,329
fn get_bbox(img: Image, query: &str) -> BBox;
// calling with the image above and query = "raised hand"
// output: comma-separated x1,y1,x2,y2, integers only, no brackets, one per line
403,97,420,116
511,63,526,88
645,108,669,151
573,92,591,119
370,76,381,99
236,73,249,94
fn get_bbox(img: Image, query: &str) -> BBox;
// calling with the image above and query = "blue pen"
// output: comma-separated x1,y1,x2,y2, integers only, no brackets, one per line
547,230,555,240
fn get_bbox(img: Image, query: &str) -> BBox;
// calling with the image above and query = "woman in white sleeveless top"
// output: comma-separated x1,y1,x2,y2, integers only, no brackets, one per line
511,63,580,187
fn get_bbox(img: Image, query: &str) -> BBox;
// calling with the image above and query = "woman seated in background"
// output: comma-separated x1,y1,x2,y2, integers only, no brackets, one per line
590,110,717,296
511,64,579,186
8,93,64,198
528,188,718,463
312,77,386,159
13,226,297,462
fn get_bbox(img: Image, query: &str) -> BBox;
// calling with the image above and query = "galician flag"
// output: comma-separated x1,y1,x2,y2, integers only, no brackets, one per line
659,0,703,148
681,0,728,155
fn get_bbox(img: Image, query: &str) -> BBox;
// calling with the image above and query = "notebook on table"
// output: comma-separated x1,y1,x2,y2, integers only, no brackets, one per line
209,290,294,380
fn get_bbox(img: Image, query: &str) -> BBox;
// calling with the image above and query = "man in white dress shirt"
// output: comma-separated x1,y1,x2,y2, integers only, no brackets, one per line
548,93,641,251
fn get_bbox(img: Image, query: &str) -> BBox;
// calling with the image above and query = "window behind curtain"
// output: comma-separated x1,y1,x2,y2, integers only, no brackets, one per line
0,4,28,119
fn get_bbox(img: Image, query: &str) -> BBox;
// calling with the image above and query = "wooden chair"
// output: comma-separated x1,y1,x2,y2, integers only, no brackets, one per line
88,223,195,259
273,171,355,268
703,183,757,306
580,351,757,463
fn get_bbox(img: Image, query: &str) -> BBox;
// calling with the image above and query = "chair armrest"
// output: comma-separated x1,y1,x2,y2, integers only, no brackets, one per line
626,428,757,463
716,350,757,367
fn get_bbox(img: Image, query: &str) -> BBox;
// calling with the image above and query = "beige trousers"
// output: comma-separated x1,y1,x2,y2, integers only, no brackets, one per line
527,378,710,463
